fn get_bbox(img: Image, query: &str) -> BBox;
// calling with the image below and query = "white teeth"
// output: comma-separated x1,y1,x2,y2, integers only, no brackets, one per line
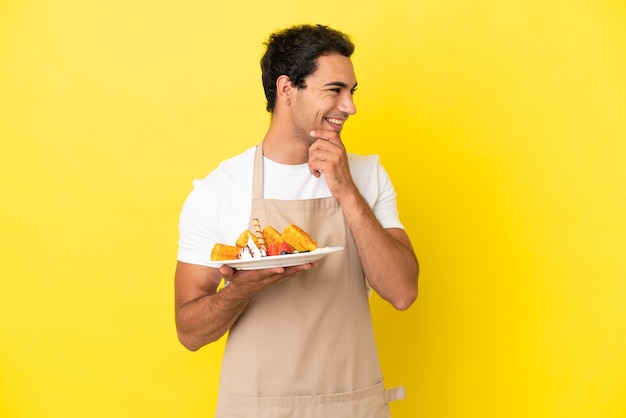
327,118,344,125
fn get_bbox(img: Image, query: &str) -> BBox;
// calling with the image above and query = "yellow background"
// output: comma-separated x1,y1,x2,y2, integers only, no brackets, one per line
1,1,625,417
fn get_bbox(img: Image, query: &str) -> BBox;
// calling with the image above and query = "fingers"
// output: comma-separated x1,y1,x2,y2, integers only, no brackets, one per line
309,130,343,147
219,265,236,279
309,131,341,174
226,262,316,287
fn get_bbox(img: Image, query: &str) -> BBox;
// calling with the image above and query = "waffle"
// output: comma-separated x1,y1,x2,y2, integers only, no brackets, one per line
282,224,317,252
210,243,240,261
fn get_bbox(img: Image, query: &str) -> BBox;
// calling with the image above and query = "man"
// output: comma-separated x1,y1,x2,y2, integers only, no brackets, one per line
175,24,418,417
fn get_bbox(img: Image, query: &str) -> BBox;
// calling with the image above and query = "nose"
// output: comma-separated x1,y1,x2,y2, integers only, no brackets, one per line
339,92,357,115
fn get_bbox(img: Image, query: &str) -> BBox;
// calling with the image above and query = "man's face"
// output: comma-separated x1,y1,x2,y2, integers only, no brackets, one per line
290,53,358,142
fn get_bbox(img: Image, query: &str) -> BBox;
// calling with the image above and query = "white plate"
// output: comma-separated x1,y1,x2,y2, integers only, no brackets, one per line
208,247,344,270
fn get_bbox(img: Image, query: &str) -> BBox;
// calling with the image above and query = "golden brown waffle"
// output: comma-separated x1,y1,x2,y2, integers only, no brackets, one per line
282,224,317,252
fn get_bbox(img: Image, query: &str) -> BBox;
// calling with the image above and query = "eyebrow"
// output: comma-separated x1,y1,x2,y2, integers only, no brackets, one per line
323,81,358,90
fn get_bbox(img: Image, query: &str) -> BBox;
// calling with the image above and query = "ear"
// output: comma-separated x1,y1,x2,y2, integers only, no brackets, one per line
276,75,293,105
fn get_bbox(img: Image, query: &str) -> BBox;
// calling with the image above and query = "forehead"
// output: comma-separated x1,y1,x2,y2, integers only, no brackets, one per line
308,53,357,86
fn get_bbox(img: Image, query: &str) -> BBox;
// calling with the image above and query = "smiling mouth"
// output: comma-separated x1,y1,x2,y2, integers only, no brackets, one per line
326,117,345,126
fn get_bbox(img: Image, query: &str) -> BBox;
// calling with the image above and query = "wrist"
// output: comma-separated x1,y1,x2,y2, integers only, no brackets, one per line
222,279,256,305
337,187,366,215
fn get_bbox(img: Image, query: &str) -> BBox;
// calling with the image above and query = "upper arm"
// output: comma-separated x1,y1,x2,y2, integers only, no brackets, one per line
174,261,223,310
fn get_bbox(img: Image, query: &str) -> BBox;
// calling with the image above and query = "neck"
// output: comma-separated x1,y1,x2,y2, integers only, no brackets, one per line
262,123,311,165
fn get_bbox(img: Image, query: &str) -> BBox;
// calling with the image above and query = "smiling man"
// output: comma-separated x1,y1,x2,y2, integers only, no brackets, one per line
174,24,418,418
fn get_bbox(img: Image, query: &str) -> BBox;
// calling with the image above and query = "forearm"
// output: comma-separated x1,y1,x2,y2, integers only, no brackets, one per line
175,262,315,351
339,190,418,310
175,284,253,351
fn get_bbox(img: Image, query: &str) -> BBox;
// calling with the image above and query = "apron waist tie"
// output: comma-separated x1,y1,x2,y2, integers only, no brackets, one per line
384,386,406,403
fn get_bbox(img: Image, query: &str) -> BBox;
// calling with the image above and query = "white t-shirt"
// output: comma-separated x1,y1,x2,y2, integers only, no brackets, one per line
177,146,404,266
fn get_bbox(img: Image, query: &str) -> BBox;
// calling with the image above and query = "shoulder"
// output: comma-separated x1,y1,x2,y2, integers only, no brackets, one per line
184,145,256,214
196,146,256,190
347,152,401,229
347,152,381,168
181,146,255,212
347,152,388,188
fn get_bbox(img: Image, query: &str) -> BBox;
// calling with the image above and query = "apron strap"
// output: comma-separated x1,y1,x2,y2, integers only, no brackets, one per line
384,386,406,403
252,143,264,200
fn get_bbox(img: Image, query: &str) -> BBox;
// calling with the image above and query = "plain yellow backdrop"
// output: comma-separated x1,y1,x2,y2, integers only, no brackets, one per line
1,1,625,417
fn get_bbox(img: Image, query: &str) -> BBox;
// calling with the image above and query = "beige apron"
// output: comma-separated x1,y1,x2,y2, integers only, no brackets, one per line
215,143,405,418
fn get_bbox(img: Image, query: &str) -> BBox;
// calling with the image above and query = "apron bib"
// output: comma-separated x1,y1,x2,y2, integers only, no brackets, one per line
215,143,404,418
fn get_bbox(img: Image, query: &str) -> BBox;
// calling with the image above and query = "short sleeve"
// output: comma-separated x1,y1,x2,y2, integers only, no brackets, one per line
349,153,404,230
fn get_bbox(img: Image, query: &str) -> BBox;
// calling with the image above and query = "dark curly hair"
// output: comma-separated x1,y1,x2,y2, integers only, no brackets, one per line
260,24,355,113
